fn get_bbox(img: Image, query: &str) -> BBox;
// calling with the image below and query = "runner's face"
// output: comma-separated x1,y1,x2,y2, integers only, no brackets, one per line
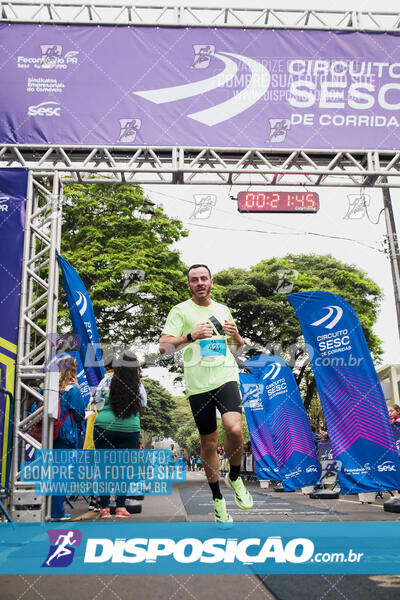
188,267,213,300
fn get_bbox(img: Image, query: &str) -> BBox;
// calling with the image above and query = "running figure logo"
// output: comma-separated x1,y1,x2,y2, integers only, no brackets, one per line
242,383,263,409
190,194,216,219
118,118,142,143
266,118,290,143
40,45,62,67
191,45,215,69
42,529,82,568
343,193,370,220
274,269,298,295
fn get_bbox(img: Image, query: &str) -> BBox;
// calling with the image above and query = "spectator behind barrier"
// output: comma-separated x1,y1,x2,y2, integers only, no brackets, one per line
93,351,147,519
388,404,400,425
52,355,86,521
317,428,329,441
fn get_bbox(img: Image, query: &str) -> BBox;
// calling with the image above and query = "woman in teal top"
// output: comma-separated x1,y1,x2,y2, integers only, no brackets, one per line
93,351,147,518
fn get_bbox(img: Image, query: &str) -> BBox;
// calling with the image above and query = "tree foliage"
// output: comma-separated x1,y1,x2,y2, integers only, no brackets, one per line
214,254,383,409
171,396,193,429
140,378,177,447
60,183,188,345
171,396,200,456
174,423,201,458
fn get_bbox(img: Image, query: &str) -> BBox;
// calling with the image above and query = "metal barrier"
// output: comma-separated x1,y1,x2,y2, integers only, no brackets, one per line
219,452,256,481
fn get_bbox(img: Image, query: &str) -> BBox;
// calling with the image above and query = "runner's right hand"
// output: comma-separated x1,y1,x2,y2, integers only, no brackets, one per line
192,322,214,340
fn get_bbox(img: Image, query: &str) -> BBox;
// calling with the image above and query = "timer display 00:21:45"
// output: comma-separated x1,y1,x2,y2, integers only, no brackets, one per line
237,191,320,213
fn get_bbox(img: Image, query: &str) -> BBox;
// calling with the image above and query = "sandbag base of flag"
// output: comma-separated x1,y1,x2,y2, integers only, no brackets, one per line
310,489,340,500
383,497,400,513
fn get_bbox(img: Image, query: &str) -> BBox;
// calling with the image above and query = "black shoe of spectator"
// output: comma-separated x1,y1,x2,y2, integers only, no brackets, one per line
125,499,142,514
89,499,100,512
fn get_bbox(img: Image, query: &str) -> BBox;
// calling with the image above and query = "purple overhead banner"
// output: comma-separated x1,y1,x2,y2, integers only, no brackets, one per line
288,291,400,494
0,168,28,487
2,25,400,149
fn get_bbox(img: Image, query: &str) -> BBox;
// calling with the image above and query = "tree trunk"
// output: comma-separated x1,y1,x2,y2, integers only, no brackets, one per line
304,379,316,412
140,430,152,449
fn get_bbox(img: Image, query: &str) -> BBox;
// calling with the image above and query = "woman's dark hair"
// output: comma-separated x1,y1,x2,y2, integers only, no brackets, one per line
109,352,141,419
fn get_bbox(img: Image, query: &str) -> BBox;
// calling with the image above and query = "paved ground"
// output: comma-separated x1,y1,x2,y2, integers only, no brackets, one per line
2,471,400,600
74,471,400,524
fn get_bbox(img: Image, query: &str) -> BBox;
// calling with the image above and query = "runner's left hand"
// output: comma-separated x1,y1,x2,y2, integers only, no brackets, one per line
223,321,238,338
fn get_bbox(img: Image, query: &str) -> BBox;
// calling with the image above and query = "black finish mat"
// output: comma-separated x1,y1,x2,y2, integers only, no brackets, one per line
179,485,339,516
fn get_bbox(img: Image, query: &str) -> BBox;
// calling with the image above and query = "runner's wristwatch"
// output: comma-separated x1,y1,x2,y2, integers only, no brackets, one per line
186,332,194,343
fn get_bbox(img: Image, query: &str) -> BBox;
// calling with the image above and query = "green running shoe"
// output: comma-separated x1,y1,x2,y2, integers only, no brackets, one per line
225,474,254,510
213,497,233,528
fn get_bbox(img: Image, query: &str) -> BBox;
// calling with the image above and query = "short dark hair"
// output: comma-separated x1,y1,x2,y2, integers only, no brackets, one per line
103,355,114,371
187,264,212,279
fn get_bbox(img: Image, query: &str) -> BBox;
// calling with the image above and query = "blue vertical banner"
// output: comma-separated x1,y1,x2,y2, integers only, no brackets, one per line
240,371,279,481
288,291,400,493
242,355,321,491
57,255,104,392
0,168,28,488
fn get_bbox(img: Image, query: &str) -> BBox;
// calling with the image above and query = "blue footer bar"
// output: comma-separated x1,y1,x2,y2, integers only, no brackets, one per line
0,522,399,574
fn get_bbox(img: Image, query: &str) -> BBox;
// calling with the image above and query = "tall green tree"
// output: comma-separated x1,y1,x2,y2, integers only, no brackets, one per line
60,183,188,344
170,396,200,456
171,396,193,430
140,378,177,447
214,254,383,409
174,422,201,458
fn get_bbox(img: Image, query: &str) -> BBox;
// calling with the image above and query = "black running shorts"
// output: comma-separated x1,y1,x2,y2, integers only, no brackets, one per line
188,381,242,436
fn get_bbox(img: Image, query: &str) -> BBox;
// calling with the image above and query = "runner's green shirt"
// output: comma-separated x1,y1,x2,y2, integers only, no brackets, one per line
162,298,239,397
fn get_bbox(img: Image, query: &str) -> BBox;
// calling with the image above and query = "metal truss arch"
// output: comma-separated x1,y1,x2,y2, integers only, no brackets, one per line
1,145,400,188
3,1,400,522
1,3,400,31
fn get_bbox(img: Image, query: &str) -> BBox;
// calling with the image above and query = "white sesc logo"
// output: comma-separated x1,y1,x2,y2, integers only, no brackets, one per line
377,461,396,473
75,291,88,317
306,465,318,473
134,50,271,127
310,305,343,330
262,362,282,380
28,102,61,117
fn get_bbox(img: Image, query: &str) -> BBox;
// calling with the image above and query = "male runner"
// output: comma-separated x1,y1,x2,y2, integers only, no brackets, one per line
159,264,253,525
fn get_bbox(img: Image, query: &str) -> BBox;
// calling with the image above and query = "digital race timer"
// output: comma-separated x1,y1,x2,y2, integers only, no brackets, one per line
237,191,320,213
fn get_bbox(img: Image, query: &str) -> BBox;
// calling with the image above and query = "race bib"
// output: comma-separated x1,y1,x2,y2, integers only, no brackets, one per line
199,337,227,358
